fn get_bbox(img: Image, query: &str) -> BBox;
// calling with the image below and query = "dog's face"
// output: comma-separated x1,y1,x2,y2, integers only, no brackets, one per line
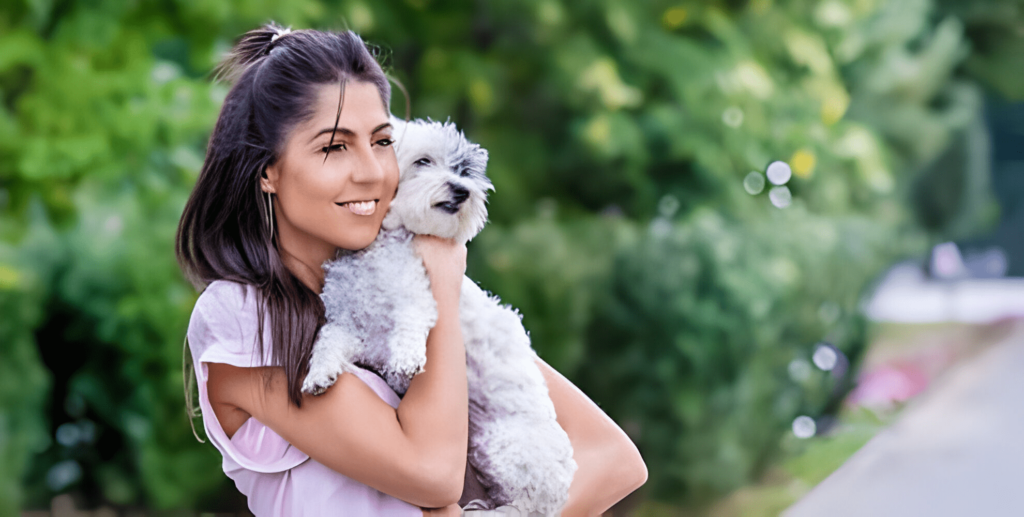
382,117,492,243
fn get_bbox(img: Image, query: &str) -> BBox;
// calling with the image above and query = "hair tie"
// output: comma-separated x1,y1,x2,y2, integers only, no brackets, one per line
270,27,292,44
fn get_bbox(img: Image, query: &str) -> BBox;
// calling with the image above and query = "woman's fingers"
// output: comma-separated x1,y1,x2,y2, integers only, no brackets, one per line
413,234,466,304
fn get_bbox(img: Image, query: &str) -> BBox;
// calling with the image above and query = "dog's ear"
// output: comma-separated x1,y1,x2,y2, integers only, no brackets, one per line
462,144,490,180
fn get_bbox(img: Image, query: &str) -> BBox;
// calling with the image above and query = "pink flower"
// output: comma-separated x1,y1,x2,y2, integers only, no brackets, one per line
846,364,928,408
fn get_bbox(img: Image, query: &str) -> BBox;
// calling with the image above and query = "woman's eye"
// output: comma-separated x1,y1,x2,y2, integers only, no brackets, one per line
321,143,346,153
415,157,431,166
375,138,393,147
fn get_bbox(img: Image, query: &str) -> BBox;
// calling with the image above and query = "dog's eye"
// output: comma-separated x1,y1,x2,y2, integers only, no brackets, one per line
414,157,431,166
460,169,470,177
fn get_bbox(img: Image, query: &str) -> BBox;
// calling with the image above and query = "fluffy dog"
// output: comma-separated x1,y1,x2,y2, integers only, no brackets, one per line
302,117,577,515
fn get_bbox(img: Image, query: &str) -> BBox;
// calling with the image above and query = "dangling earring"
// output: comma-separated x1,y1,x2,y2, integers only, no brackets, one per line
265,190,275,243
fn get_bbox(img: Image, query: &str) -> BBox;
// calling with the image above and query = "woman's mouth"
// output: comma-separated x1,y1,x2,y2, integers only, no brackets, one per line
336,199,378,216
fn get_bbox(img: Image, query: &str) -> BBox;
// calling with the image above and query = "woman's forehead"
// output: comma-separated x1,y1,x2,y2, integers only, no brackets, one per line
297,81,389,141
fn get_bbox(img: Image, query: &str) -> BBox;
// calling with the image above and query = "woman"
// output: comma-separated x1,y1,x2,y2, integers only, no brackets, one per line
177,23,647,516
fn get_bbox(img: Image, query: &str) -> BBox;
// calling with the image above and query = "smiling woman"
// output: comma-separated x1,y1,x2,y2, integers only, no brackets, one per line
177,23,470,515
176,22,644,517
261,80,401,290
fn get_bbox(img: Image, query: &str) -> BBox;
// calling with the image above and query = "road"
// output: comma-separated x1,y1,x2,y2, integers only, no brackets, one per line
783,319,1024,516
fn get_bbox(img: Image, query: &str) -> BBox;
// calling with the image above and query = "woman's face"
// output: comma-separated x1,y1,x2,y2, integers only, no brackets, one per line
262,81,399,259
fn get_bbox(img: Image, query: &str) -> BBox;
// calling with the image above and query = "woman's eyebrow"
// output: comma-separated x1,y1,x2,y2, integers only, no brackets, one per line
308,122,392,144
309,127,353,143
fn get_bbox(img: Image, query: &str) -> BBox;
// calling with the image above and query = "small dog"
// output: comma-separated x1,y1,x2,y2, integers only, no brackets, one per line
302,117,577,515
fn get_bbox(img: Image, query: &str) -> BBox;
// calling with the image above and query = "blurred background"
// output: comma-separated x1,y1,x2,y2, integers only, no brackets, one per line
1,0,1023,515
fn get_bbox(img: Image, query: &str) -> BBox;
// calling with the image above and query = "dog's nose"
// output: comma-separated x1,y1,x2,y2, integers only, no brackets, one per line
450,184,469,205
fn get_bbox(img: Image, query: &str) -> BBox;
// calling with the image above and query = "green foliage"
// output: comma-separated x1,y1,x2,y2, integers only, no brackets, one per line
936,0,1024,101
1,0,234,510
0,219,52,516
456,0,986,503
0,0,1015,512
576,208,919,501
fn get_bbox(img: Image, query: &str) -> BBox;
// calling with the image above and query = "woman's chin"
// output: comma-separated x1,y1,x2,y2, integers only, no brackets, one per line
334,230,381,252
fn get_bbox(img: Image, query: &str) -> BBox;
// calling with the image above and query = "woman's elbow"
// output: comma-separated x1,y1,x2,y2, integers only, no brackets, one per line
619,439,648,493
436,470,465,508
601,427,646,495
414,455,465,508
630,450,648,491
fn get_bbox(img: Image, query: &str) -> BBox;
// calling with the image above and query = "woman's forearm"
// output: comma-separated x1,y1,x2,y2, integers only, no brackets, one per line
561,439,647,516
534,358,647,516
397,289,468,502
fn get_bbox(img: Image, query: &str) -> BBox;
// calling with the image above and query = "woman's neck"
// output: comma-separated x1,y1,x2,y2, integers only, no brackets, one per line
275,226,336,294
279,248,329,294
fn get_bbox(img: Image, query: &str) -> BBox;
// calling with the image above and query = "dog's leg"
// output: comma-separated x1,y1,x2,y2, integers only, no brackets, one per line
367,237,437,396
382,284,436,394
302,324,360,396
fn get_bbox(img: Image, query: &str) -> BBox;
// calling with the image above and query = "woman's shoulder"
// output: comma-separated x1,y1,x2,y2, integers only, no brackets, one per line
194,279,258,312
188,279,268,364
191,279,265,327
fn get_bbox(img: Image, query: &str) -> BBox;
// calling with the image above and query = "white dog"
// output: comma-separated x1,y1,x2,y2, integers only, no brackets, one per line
302,118,577,515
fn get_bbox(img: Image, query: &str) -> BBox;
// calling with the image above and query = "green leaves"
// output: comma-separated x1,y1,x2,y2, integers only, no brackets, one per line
0,0,1013,512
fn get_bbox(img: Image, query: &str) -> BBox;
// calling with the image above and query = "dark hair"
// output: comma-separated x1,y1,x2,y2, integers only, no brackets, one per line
177,22,393,426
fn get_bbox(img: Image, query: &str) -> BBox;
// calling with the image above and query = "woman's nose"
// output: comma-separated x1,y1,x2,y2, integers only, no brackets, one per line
349,143,385,184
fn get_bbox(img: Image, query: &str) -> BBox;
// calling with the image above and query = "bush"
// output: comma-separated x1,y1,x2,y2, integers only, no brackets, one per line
0,0,1012,511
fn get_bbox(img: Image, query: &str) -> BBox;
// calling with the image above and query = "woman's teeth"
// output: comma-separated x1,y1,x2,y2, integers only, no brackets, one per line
343,200,376,216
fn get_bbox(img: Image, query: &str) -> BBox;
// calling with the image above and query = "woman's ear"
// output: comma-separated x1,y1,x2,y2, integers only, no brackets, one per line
261,163,278,194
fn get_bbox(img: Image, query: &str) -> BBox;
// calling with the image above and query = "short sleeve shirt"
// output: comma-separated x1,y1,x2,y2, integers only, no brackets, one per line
187,280,421,516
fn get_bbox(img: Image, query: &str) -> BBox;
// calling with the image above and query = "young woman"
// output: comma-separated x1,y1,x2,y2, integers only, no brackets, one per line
177,23,647,516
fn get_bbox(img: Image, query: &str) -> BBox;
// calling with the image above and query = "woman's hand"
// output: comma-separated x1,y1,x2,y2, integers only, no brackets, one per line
413,234,466,308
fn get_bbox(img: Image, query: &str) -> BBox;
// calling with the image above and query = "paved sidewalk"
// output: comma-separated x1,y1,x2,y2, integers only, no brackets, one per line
865,262,1024,323
783,320,1024,517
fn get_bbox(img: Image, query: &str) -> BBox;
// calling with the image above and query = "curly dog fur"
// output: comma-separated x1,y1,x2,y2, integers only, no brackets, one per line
303,117,576,515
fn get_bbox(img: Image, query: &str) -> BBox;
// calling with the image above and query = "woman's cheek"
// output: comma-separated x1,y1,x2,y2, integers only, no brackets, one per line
291,183,333,233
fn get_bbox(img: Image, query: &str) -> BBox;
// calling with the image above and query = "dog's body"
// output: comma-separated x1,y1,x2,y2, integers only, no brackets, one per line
302,118,576,515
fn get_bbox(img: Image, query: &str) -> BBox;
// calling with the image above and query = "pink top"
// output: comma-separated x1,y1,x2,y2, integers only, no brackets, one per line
187,280,422,517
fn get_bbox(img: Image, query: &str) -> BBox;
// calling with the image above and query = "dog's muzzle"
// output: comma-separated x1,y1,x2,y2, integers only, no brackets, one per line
434,183,470,214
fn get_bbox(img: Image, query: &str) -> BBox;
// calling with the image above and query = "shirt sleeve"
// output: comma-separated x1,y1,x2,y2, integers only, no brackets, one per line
187,280,310,473
187,280,405,474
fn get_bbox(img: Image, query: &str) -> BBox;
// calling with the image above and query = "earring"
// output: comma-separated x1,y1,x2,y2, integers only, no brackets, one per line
265,190,275,242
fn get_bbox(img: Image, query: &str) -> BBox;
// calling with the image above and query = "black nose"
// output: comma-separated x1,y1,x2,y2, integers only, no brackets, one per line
450,184,469,205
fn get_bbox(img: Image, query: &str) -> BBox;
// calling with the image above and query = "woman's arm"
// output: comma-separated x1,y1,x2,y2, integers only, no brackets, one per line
535,358,648,517
207,236,468,509
207,293,467,509
208,359,464,508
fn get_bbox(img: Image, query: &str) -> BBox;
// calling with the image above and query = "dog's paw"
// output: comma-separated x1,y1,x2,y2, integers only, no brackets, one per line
301,362,340,396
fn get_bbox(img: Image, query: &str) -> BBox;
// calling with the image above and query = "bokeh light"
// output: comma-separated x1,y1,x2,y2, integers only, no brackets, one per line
766,161,792,185
789,358,813,382
792,416,817,439
722,106,744,128
812,344,838,371
45,461,82,492
744,171,766,195
769,186,792,208
658,194,680,217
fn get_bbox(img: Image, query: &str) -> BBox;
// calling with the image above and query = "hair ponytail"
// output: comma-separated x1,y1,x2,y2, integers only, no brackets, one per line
212,22,291,84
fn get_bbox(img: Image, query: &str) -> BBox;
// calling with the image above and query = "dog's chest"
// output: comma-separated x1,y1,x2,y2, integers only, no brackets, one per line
320,228,436,395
